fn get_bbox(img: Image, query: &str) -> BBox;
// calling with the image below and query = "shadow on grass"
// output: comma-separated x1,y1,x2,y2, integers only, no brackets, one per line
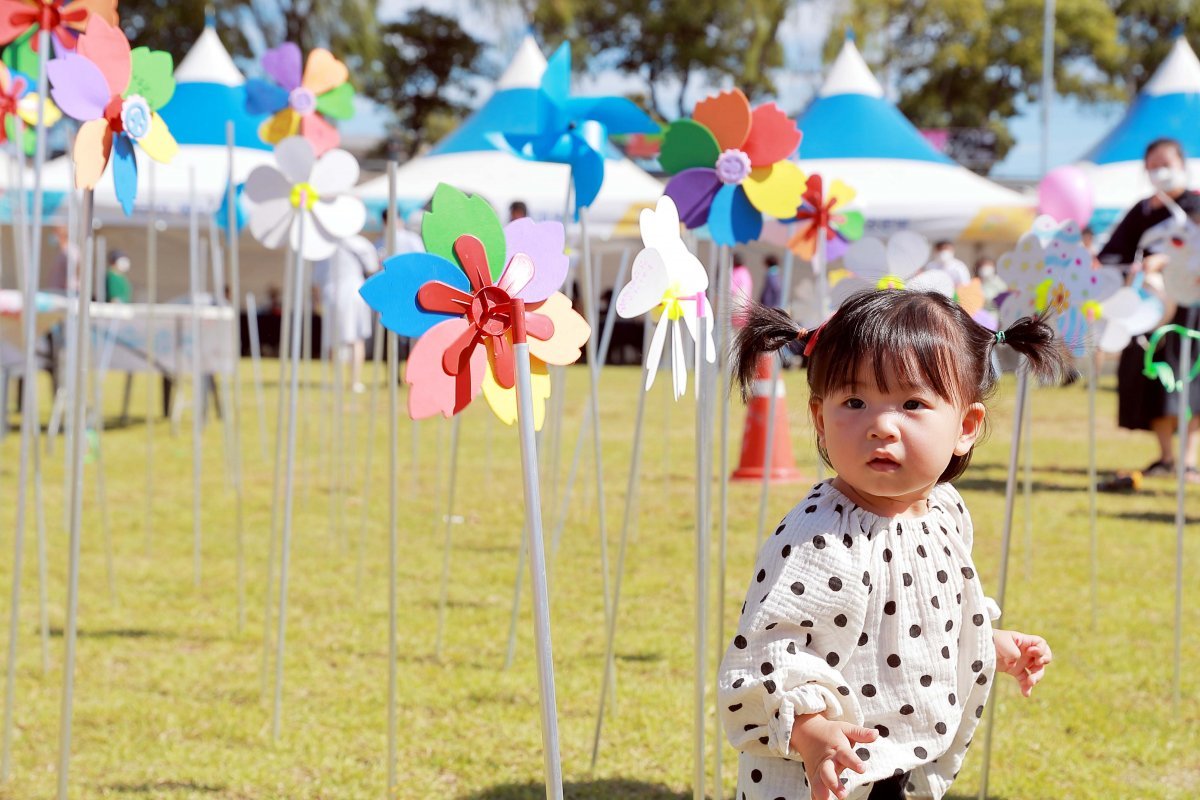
953,475,1087,495
48,627,172,640
1108,509,1200,525
459,779,689,799
106,780,224,794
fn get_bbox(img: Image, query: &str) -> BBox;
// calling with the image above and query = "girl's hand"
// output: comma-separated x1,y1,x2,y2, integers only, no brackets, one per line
992,628,1052,697
790,713,878,800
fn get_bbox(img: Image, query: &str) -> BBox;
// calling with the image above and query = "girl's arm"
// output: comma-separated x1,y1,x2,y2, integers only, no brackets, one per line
718,505,869,760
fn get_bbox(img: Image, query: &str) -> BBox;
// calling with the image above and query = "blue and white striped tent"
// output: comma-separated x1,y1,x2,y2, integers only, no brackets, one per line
767,38,1033,245
1081,36,1200,232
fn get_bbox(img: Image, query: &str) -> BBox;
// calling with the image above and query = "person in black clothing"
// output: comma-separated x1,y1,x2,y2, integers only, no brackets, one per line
1097,137,1200,482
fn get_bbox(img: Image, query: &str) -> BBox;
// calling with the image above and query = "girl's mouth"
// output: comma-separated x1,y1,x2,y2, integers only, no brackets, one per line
868,456,900,472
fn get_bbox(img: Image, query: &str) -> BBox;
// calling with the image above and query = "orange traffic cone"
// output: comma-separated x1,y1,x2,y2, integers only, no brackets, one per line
731,353,803,483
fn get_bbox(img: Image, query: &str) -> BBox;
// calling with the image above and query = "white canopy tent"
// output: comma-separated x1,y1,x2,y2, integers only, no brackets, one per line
354,36,664,239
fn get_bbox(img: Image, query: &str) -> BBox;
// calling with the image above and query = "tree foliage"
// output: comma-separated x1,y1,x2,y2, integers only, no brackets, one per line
530,0,789,118
826,0,1127,167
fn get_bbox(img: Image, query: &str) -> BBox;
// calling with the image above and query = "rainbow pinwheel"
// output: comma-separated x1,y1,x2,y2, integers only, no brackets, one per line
0,0,116,51
787,174,863,262
0,60,59,154
615,196,714,399
498,42,657,215
244,136,366,262
360,184,590,428
46,16,179,215
830,231,953,309
660,88,804,246
996,217,1123,355
246,42,354,156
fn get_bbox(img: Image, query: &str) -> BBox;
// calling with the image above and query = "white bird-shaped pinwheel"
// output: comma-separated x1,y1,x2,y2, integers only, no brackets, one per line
830,230,955,310
1160,221,1200,307
615,196,714,399
1094,285,1166,353
244,135,366,261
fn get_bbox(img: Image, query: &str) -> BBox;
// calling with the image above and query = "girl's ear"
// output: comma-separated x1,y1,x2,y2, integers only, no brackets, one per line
810,397,826,443
955,403,987,456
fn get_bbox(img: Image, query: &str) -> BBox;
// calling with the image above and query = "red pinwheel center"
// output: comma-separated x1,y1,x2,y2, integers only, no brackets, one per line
715,149,752,185
289,87,317,116
0,92,17,118
36,1,62,32
103,96,125,133
468,284,514,336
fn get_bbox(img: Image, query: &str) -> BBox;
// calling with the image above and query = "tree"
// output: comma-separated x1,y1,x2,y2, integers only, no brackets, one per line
826,0,1126,168
361,9,490,160
530,0,790,119
1109,0,1200,95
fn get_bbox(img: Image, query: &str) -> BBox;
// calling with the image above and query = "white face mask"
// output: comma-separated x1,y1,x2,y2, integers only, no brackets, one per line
978,265,996,280
1149,166,1188,193
115,257,131,273
937,249,954,263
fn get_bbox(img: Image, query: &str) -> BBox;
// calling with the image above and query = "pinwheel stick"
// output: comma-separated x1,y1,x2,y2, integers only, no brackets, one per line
145,162,159,554
1172,305,1198,708
511,299,566,800
693,302,714,800
189,171,204,587
713,244,733,799
57,188,96,800
434,415,463,660
226,123,248,634
386,159,400,794
245,291,269,461
1022,387,1034,582
272,204,310,741
975,364,1030,800
1087,329,1099,628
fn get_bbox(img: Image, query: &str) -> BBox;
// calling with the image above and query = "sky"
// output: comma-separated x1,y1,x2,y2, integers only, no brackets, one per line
366,0,1130,179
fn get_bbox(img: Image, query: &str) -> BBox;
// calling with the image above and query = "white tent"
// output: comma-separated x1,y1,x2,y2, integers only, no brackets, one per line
1080,36,1200,233
25,24,277,226
354,36,663,239
764,38,1034,246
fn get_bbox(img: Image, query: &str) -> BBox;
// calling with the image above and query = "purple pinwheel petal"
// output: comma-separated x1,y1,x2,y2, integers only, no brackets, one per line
826,235,850,263
664,168,722,230
504,217,568,303
262,42,303,92
46,52,110,122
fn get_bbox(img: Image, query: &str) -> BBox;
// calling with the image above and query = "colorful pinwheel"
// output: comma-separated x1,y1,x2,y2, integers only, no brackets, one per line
246,42,354,156
360,185,589,427
46,17,179,215
498,42,657,215
830,231,953,309
0,0,116,51
660,88,805,246
615,196,714,399
244,136,366,262
0,60,59,154
788,174,863,262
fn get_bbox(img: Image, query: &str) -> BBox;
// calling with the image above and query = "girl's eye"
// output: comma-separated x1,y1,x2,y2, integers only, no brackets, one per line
845,398,865,409
903,399,926,411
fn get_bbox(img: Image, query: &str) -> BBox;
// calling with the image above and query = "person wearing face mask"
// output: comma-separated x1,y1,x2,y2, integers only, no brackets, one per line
104,250,132,303
1097,136,1200,483
974,256,1005,307
925,240,972,286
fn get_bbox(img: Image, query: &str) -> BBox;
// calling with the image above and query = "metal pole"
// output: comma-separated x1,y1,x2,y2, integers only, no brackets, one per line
189,169,203,586
434,415,463,659
1173,306,1197,708
1040,0,1056,179
225,122,246,633
145,161,158,553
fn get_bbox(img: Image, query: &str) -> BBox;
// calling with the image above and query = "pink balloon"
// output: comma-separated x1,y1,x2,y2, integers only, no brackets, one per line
1038,165,1094,226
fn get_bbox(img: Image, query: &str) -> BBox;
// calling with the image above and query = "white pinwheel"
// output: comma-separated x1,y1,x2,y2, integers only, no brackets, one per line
830,230,955,311
615,196,714,399
1160,221,1200,307
1094,285,1166,353
244,136,366,261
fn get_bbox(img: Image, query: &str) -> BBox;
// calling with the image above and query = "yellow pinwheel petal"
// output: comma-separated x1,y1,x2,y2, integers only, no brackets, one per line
17,93,60,128
527,292,591,367
827,179,856,210
259,109,301,145
138,113,178,163
743,160,806,219
482,355,551,431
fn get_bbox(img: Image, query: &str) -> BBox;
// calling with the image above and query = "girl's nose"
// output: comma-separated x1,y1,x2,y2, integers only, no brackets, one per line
868,414,900,440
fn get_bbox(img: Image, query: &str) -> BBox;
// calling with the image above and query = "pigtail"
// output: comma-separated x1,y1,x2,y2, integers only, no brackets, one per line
732,303,812,402
994,313,1067,384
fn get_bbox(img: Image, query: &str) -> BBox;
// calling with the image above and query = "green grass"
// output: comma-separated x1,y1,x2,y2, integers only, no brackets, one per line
0,361,1197,799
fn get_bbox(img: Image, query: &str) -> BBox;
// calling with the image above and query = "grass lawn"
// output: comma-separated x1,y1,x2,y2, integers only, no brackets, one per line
0,360,1197,799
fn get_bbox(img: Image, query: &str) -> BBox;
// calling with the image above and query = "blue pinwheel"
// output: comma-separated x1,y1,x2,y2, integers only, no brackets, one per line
498,42,658,215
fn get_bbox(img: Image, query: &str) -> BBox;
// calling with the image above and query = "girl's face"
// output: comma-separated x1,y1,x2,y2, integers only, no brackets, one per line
811,360,985,516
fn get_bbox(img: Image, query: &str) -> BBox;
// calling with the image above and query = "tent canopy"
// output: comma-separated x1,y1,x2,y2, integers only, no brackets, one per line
789,38,1033,243
354,35,662,238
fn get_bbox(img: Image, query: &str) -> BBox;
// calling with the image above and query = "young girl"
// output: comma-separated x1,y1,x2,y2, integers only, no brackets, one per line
719,290,1058,800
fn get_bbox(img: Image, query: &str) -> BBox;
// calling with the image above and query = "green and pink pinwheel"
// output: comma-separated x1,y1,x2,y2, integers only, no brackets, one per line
360,185,590,429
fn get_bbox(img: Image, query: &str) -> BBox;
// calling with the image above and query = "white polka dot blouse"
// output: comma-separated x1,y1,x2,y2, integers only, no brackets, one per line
718,480,1000,800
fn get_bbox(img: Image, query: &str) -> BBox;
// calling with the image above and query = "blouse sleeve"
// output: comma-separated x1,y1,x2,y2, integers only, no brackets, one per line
718,501,869,760
1097,203,1146,266
936,484,1001,622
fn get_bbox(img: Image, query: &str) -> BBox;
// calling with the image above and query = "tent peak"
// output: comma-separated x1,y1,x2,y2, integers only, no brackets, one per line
818,37,884,99
497,35,547,91
1142,36,1200,97
175,25,244,87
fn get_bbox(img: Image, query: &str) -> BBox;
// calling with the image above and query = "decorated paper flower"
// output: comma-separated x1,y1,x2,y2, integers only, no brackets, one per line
0,0,116,52
830,231,954,309
1160,222,1200,308
660,88,805,246
246,42,354,156
996,217,1123,355
46,16,179,214
244,136,366,262
788,174,864,262
615,196,715,399
0,60,58,154
497,42,657,216
359,184,590,428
